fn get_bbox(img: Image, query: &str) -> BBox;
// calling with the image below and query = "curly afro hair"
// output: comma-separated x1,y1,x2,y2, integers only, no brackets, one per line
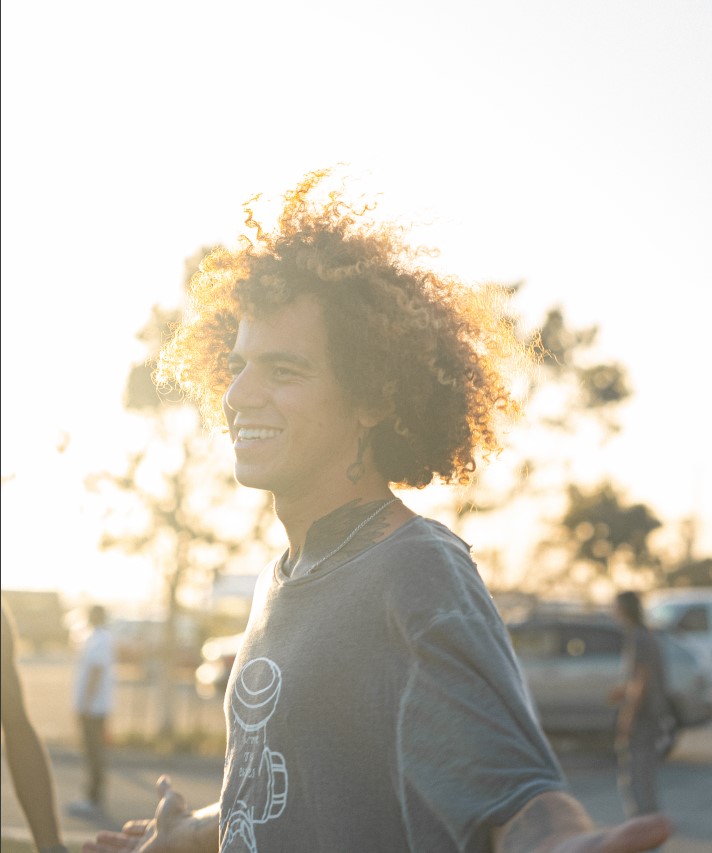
156,170,527,488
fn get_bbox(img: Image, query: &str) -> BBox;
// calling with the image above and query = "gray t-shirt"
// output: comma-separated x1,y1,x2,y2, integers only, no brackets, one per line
219,516,565,852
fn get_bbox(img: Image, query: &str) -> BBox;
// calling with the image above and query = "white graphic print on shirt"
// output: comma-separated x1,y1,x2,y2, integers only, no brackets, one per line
220,657,288,853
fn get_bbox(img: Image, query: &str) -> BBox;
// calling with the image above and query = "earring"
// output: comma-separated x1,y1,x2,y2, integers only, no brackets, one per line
346,430,371,484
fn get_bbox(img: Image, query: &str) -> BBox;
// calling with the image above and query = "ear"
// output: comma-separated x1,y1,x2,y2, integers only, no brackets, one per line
357,399,394,429
357,410,381,429
356,381,397,429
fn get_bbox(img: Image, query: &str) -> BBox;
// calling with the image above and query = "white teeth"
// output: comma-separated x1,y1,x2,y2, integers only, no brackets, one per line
237,428,281,441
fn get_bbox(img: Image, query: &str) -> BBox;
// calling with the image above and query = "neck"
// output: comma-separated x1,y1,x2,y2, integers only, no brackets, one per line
274,469,393,549
273,481,406,578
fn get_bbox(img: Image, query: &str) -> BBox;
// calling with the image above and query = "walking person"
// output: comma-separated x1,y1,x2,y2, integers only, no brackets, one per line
1,595,70,853
83,171,671,852
610,590,669,818
69,603,114,818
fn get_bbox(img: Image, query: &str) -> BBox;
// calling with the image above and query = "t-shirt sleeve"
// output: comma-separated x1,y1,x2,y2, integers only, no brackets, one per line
397,606,566,851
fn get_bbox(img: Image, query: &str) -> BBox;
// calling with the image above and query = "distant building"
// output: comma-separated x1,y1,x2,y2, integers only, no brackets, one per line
1,589,69,651
665,559,712,588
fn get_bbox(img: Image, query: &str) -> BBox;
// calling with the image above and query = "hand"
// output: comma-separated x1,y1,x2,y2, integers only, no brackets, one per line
607,685,625,704
615,710,633,750
550,814,672,852
494,792,671,853
82,777,192,853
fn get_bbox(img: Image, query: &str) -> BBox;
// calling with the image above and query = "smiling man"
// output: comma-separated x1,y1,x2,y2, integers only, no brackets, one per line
83,172,671,853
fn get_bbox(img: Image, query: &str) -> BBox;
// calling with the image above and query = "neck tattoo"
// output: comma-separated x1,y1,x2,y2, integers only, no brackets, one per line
289,497,399,578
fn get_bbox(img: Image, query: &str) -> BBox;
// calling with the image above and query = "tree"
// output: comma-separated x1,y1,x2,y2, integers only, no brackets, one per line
86,255,278,742
443,297,637,596
451,300,632,509
534,306,630,426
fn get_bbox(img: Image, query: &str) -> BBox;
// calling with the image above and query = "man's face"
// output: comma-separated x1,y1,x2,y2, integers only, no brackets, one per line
222,294,365,502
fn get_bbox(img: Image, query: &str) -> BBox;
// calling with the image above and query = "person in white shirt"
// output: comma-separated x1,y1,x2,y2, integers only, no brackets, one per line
69,604,114,817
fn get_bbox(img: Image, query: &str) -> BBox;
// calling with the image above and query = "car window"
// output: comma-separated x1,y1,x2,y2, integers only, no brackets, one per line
649,603,710,634
508,627,560,659
659,631,697,663
558,626,622,657
677,606,709,633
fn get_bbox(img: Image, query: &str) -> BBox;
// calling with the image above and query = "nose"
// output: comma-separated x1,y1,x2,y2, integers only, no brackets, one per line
222,364,267,422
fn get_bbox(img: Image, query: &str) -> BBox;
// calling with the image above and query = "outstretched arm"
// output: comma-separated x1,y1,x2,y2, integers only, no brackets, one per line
82,777,219,853
493,791,671,853
1,602,67,853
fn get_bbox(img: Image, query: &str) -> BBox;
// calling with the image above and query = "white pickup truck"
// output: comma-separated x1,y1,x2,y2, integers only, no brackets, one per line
646,587,712,682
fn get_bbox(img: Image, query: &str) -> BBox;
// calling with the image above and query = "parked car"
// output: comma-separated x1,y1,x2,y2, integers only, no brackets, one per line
507,615,712,737
646,588,712,676
110,617,203,671
195,632,245,699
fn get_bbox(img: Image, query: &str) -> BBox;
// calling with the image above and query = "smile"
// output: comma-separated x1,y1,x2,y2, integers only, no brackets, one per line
236,427,282,441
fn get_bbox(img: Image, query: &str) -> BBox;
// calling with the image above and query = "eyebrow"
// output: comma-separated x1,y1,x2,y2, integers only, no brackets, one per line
227,350,315,371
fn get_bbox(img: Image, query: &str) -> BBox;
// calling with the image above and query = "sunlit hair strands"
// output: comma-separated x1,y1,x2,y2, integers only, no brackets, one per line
155,170,530,488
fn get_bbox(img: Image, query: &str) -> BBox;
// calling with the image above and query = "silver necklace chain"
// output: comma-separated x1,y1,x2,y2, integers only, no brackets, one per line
299,497,399,577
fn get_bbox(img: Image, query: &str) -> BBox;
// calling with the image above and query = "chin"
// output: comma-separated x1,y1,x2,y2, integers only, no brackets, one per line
233,465,276,493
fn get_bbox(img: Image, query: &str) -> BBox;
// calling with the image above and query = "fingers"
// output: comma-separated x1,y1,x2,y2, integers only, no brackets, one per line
156,775,172,797
154,774,188,821
121,820,152,836
552,814,673,853
82,830,140,852
118,776,174,836
600,815,673,853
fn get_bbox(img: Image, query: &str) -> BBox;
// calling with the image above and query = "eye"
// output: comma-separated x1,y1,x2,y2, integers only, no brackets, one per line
272,365,299,380
227,359,245,377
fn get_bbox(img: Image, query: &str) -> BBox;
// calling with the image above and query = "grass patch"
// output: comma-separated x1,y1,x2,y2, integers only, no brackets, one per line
111,729,225,756
1,842,82,853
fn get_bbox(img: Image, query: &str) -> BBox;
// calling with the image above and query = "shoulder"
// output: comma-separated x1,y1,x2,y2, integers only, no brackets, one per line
374,516,501,628
383,515,474,564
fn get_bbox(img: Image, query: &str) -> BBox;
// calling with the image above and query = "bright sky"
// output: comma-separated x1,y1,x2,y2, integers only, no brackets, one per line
2,0,711,607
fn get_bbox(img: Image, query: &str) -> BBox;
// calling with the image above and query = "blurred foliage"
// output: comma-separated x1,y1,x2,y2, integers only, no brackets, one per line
448,297,695,599
561,482,662,569
531,306,631,429
530,481,664,597
472,299,631,495
454,299,633,517
123,306,183,410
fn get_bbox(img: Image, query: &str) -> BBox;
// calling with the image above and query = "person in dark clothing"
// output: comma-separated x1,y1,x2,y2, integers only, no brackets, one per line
610,590,669,817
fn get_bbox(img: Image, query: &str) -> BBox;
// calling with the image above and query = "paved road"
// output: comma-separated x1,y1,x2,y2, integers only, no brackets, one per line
552,729,712,852
2,730,711,851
